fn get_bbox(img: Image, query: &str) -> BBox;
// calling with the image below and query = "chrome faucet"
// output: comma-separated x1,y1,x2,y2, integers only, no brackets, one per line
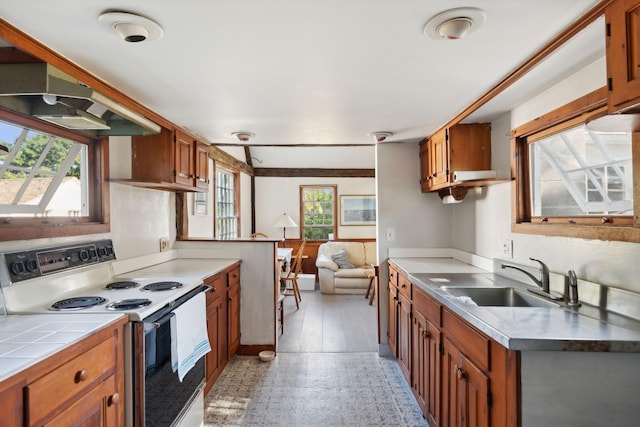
501,257,550,293
565,270,581,307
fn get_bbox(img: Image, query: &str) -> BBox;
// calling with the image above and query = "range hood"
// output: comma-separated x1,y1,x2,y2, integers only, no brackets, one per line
0,63,160,136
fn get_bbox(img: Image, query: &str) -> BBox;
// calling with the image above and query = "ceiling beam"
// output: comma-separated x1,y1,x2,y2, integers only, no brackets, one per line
209,145,254,175
254,168,375,178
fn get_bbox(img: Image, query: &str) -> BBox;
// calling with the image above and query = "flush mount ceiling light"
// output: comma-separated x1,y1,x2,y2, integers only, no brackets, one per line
231,132,255,142
369,132,393,143
98,11,164,43
424,7,486,40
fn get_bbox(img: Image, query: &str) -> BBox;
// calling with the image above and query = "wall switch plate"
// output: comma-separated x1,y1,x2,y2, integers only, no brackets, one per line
386,228,395,241
500,238,513,259
160,237,170,252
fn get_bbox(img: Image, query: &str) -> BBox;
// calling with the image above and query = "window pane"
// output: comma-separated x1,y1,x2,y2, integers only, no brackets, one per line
0,119,87,217
301,186,335,240
215,167,238,239
529,125,632,216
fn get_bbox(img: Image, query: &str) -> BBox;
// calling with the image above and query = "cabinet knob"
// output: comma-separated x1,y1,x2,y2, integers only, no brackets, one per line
108,393,120,407
455,366,466,381
422,330,430,339
229,296,234,301
74,369,88,383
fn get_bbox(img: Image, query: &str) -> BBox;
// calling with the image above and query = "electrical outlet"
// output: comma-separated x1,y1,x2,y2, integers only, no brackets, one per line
160,237,170,252
500,239,513,259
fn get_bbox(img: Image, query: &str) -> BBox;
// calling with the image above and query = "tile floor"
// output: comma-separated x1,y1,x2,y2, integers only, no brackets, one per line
204,290,428,426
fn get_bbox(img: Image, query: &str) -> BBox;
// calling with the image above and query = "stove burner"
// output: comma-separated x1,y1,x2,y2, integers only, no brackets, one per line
106,299,152,311
141,281,183,291
50,296,107,311
105,281,139,290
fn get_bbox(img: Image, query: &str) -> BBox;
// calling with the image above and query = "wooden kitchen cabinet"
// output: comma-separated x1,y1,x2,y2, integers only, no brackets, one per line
0,317,126,427
387,265,399,358
389,260,517,427
204,261,241,394
606,0,640,113
120,127,209,192
420,123,491,193
397,275,412,384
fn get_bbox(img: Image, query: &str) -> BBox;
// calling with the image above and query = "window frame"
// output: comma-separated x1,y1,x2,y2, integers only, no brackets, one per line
214,162,240,239
0,108,109,242
299,184,337,241
511,86,640,242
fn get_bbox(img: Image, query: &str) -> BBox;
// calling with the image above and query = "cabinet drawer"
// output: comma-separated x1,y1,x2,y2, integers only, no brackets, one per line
398,274,412,299
388,265,398,287
26,336,115,424
228,267,240,287
413,286,442,328
442,308,490,372
206,274,226,300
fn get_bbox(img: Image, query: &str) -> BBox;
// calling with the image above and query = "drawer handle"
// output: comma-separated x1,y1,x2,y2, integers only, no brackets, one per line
74,369,88,383
108,393,120,407
455,366,466,381
422,330,430,339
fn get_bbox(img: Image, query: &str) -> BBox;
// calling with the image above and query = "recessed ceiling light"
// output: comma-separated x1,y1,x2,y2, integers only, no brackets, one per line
232,132,255,142
98,11,164,43
369,132,393,143
424,8,486,41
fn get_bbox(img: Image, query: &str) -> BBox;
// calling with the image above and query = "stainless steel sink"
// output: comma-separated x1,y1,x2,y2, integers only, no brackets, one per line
442,287,560,307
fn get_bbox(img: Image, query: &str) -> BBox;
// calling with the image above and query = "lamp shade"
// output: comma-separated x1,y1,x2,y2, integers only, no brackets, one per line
273,212,298,228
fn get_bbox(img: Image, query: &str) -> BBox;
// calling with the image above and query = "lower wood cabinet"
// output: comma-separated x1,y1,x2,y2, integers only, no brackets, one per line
0,317,126,427
389,261,517,427
204,261,241,394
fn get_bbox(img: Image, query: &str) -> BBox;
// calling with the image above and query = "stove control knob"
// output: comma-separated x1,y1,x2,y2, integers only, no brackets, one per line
106,246,114,256
25,259,38,272
79,250,89,261
89,248,98,259
98,247,107,257
10,261,25,275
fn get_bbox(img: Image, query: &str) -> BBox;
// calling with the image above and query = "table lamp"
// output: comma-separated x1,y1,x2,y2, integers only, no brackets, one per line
273,212,297,247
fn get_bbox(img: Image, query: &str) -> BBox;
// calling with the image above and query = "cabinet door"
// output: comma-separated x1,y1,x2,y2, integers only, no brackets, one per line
419,141,430,192
227,282,241,359
195,141,209,190
174,130,195,186
430,129,448,189
397,292,412,384
442,338,490,427
607,0,640,112
205,292,224,394
44,375,118,427
387,284,398,357
413,308,442,426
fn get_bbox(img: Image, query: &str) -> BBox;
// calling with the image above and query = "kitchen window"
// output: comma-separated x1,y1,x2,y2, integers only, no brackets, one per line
300,185,336,240
512,87,640,242
0,110,109,241
215,165,239,239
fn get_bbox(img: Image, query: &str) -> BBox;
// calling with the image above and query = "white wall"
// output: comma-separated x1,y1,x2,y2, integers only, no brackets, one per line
452,57,640,293
254,176,376,239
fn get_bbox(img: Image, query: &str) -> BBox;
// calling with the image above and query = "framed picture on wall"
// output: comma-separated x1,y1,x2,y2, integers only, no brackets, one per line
340,195,376,225
194,192,207,215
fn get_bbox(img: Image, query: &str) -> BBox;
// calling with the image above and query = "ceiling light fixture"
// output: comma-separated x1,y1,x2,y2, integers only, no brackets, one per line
98,11,164,43
423,8,486,41
369,132,393,143
232,132,255,142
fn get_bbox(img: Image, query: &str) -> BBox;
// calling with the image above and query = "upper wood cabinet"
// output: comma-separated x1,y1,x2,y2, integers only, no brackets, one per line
118,127,209,192
606,0,640,113
419,123,491,193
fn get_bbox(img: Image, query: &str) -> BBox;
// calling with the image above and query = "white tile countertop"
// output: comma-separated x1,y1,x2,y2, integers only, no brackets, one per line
391,257,640,352
0,313,126,381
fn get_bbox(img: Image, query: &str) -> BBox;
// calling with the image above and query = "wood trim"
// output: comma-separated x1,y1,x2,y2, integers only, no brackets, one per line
209,146,253,175
175,193,188,240
512,222,640,242
257,168,375,177
427,1,613,140
236,344,276,356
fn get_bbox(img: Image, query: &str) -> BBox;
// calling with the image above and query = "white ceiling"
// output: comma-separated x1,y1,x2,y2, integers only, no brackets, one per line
0,1,603,166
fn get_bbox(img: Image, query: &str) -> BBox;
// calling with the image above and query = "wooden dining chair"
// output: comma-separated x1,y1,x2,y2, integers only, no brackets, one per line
281,240,306,309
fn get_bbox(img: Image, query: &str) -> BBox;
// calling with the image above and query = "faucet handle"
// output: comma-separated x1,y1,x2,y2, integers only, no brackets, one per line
529,257,549,273
566,270,580,307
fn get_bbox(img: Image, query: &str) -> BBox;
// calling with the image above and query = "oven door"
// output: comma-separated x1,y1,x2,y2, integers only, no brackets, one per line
132,285,209,427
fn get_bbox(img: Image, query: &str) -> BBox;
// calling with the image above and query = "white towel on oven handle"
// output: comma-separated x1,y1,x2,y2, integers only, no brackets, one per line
170,291,211,381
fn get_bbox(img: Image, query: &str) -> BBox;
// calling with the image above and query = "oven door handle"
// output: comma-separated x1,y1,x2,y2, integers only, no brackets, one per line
149,311,174,330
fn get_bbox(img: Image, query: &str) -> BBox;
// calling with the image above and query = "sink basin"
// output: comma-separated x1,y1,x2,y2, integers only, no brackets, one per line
442,287,560,308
